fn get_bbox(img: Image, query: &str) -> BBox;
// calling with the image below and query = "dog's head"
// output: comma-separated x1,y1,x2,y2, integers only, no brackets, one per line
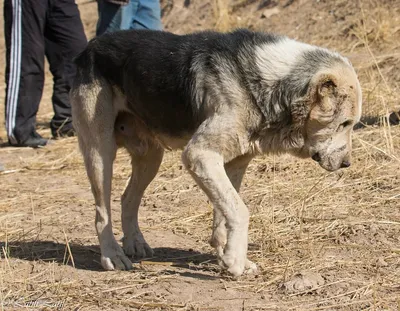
298,62,362,171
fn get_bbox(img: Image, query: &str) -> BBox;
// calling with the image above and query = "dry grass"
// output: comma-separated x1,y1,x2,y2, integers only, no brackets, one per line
1,0,400,310
1,127,399,310
211,0,252,31
346,0,400,118
211,0,232,31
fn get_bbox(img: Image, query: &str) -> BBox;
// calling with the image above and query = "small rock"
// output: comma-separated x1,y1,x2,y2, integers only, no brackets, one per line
261,7,280,19
281,271,325,293
389,111,400,125
369,223,379,234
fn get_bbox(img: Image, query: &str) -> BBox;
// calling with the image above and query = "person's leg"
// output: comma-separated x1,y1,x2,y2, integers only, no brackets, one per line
96,0,161,34
45,39,74,137
120,0,139,30
96,0,124,35
45,0,87,137
130,0,162,30
4,0,48,147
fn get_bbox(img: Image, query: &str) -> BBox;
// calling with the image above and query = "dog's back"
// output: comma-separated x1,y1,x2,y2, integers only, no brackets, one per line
72,29,282,138
74,30,200,137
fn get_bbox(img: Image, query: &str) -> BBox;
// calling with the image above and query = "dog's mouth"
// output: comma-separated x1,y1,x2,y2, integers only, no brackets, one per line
311,151,351,171
318,161,339,172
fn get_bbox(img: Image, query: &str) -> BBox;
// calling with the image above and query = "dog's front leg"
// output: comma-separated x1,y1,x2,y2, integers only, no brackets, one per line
210,155,253,263
182,117,256,276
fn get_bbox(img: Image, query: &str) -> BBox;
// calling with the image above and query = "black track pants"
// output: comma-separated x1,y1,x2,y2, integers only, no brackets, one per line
4,0,87,142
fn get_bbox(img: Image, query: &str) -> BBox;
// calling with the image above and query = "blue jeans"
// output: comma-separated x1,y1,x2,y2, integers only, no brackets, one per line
96,0,162,36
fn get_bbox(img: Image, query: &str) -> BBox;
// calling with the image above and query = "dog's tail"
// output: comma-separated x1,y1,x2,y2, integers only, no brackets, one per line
73,40,99,85
73,36,127,87
74,48,91,71
70,38,114,141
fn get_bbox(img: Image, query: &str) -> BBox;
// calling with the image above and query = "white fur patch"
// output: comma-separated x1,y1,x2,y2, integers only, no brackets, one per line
255,38,314,82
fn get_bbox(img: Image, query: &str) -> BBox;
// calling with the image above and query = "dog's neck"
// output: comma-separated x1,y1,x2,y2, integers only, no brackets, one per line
250,74,311,156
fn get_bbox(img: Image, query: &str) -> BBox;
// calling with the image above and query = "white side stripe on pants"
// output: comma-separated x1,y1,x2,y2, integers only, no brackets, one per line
6,0,22,144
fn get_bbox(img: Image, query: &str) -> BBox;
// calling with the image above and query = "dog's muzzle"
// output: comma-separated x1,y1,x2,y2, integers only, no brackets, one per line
312,152,351,170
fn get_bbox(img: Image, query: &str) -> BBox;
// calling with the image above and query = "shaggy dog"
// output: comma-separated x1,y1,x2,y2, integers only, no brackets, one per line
71,29,362,276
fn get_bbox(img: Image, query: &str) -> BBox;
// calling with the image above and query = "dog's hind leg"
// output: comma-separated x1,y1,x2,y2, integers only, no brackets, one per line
121,144,164,259
71,81,132,271
210,155,253,267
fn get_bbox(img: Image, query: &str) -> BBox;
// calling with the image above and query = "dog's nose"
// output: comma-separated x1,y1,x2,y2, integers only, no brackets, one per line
311,152,321,162
340,160,351,168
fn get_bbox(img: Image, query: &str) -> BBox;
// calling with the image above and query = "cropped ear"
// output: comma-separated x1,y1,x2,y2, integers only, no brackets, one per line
317,74,338,99
311,73,339,118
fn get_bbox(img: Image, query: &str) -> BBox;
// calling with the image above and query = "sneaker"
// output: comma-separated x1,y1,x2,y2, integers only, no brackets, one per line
10,131,49,148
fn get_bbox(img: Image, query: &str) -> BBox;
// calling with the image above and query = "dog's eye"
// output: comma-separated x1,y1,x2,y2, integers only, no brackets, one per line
337,120,352,132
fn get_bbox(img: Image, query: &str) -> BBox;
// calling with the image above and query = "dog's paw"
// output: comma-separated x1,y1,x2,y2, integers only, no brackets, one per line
244,259,258,274
220,254,258,276
101,244,133,271
220,249,247,277
123,234,154,259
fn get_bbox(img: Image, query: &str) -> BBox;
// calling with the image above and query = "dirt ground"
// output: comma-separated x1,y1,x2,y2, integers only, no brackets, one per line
0,0,400,310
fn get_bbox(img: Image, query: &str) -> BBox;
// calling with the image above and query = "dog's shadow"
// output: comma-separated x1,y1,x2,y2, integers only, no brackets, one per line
3,241,218,279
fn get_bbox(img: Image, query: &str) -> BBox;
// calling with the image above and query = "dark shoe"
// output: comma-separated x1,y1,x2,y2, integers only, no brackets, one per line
52,125,76,139
10,132,49,148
